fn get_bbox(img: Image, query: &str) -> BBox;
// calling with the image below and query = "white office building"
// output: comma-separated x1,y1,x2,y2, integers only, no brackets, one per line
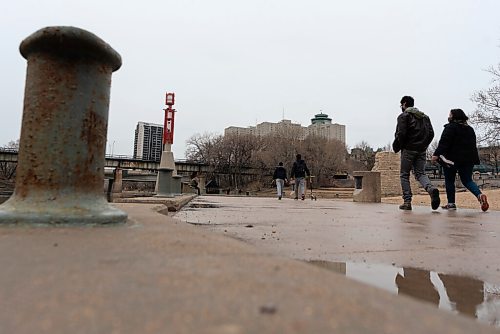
224,113,345,143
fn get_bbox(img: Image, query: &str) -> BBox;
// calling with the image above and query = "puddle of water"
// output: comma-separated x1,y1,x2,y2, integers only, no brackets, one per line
308,260,500,328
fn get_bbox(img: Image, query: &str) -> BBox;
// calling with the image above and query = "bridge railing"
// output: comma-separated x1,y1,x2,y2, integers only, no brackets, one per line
1,149,210,172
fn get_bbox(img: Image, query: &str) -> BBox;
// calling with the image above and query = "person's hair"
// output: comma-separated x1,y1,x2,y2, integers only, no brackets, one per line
278,162,283,166
296,154,301,160
449,108,468,121
400,96,414,107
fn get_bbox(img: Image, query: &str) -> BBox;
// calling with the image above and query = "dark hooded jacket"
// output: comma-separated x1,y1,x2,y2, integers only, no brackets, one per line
393,107,434,153
273,165,287,180
433,121,480,166
290,159,310,178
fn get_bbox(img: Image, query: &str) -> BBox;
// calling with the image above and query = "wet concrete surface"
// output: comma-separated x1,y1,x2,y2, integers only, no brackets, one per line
307,260,500,327
175,195,500,327
1,199,499,333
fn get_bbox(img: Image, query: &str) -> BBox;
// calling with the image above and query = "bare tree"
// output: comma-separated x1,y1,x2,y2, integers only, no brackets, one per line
377,142,393,152
0,139,19,187
2,139,19,150
470,64,500,143
300,136,348,186
186,129,350,190
220,133,261,188
351,141,376,171
481,142,500,174
185,132,222,163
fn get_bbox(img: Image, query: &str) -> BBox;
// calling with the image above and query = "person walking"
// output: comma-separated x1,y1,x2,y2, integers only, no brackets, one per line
431,109,489,211
290,154,310,200
272,162,288,200
393,96,440,211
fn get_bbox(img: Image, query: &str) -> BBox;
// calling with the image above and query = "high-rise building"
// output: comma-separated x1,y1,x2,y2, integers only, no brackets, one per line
307,113,346,143
224,113,345,143
134,121,164,161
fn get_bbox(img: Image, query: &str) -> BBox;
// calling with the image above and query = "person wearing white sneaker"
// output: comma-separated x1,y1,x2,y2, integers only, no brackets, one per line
432,109,489,212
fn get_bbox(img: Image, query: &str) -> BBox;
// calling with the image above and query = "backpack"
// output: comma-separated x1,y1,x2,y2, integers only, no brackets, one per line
296,160,306,175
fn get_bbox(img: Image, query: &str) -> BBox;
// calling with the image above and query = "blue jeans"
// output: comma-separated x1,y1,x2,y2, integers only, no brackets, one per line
443,164,481,204
400,150,434,202
294,177,305,198
275,179,285,197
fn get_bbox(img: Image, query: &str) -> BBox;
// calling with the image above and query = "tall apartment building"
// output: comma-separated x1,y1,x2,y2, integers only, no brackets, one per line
133,121,164,161
224,113,345,143
307,113,346,143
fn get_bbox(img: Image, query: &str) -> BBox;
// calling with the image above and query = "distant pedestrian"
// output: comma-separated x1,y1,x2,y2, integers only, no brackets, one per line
393,96,440,211
190,172,200,195
432,109,489,211
290,154,310,200
272,162,288,200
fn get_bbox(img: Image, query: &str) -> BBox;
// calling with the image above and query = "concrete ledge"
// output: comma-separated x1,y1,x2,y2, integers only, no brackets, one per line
113,193,197,211
353,171,381,203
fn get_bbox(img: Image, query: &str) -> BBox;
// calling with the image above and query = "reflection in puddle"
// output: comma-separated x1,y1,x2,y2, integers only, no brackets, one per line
308,261,500,328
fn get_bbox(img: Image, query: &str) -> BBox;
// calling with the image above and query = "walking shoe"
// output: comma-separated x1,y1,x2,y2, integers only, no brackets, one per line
294,197,298,200
441,203,457,210
399,202,412,210
430,188,440,210
278,196,282,200
478,194,489,212
301,194,305,200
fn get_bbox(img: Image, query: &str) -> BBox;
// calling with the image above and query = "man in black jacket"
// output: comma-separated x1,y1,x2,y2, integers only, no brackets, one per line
272,162,288,200
290,154,310,200
393,96,440,210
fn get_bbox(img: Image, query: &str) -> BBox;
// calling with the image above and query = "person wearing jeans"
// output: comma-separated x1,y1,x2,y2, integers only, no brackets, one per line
442,165,482,209
272,162,287,200
432,109,489,211
400,149,436,204
393,96,440,211
290,154,310,200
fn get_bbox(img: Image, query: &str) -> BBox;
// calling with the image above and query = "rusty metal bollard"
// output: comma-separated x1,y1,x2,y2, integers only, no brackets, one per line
0,26,127,224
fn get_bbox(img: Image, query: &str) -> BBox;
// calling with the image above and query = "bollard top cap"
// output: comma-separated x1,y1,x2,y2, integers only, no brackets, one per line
20,26,122,71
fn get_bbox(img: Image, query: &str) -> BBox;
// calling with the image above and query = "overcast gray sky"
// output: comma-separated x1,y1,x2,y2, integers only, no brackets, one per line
2,0,500,159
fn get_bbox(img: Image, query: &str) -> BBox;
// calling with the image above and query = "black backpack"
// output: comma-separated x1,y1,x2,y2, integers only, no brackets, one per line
296,160,306,174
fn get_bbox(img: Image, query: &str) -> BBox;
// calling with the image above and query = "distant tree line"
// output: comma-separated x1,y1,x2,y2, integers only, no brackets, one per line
185,130,350,190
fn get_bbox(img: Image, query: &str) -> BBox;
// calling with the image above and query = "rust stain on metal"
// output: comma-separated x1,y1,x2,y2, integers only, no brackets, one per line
0,26,126,224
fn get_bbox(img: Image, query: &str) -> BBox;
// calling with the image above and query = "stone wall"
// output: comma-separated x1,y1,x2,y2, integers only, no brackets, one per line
371,151,421,197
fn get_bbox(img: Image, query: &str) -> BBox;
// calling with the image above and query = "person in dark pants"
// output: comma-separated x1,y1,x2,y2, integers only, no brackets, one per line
290,154,310,200
432,109,489,211
393,96,440,211
272,162,288,200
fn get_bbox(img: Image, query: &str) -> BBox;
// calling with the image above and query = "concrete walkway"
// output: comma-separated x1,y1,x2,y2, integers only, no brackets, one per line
176,196,500,285
0,198,498,333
